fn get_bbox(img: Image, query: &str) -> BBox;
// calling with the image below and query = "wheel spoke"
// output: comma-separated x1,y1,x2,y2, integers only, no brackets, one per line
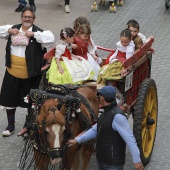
148,90,151,102
142,129,147,150
148,98,154,113
148,128,152,141
142,119,146,128
142,128,146,141
144,129,149,152
143,107,148,118
146,90,151,111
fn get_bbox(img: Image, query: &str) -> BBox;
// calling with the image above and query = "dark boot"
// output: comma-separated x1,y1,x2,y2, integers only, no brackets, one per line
29,2,36,11
2,109,16,137
15,5,25,12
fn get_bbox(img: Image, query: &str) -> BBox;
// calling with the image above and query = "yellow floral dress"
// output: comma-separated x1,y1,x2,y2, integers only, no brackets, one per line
47,41,94,85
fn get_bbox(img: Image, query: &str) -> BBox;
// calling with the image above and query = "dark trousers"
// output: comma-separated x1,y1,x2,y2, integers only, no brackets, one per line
19,0,35,6
0,70,41,108
65,0,70,5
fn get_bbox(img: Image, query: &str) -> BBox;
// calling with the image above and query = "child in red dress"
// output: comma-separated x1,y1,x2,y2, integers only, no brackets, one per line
109,28,135,63
72,24,101,81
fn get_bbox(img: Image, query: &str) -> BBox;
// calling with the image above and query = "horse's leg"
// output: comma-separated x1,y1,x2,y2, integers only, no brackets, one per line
82,144,93,170
65,120,82,170
34,150,50,170
71,149,81,170
64,145,78,170
71,144,93,170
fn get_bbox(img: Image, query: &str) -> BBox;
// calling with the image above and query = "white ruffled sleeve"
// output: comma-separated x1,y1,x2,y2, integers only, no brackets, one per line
138,32,147,43
55,44,66,59
88,37,96,55
34,30,54,48
0,25,13,38
126,41,135,59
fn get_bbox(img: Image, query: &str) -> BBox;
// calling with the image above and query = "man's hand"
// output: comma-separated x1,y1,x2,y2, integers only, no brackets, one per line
66,139,78,147
8,28,19,35
134,162,144,170
25,31,34,38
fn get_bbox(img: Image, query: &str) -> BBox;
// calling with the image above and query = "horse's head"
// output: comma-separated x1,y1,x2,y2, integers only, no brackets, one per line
37,98,66,165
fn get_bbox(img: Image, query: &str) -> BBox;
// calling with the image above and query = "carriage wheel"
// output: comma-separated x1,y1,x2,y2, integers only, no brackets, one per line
133,78,158,166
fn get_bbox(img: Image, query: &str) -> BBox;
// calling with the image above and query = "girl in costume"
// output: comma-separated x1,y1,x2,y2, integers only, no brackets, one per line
73,16,102,64
72,24,101,81
109,28,135,63
97,28,135,84
47,28,94,85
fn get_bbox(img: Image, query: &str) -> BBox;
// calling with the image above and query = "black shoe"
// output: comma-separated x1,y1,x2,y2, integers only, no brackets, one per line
30,5,36,12
15,5,25,12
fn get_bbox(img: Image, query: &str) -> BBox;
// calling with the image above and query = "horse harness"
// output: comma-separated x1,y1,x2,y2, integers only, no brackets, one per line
24,84,97,167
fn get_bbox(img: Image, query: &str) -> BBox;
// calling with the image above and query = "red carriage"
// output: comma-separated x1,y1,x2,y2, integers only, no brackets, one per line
18,37,157,169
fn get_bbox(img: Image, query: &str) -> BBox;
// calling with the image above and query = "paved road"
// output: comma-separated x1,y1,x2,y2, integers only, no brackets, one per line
0,0,170,169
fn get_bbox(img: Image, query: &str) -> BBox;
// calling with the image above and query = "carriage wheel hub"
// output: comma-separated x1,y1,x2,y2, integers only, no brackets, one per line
147,117,155,126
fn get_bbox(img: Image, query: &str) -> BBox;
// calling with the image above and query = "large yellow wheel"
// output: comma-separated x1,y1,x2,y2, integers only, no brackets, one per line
133,78,158,166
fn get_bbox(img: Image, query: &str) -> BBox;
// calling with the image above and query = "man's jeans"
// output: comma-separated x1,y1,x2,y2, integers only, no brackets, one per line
19,0,35,7
97,161,124,170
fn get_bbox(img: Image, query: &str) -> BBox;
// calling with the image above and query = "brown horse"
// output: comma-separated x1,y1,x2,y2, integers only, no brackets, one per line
35,86,99,170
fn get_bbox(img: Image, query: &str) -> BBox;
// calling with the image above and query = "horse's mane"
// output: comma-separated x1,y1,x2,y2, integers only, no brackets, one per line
37,99,65,126
46,109,65,126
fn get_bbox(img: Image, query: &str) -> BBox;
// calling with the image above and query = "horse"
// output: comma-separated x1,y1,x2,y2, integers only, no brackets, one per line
33,86,99,170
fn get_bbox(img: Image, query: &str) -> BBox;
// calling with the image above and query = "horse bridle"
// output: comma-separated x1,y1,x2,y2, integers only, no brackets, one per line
37,101,81,161
37,108,66,159
29,88,96,163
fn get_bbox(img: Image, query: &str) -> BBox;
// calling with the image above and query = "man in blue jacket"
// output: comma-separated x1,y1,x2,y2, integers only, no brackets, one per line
67,86,144,170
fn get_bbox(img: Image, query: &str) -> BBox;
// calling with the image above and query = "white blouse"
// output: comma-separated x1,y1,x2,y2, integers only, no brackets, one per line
88,37,96,55
55,40,72,59
109,40,135,63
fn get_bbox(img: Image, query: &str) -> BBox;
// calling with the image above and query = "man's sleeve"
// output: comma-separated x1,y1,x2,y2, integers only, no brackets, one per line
34,30,54,49
0,25,13,38
112,114,141,163
75,124,97,144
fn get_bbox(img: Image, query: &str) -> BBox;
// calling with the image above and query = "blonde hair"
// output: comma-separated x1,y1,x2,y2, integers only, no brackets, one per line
76,24,91,35
73,16,90,31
